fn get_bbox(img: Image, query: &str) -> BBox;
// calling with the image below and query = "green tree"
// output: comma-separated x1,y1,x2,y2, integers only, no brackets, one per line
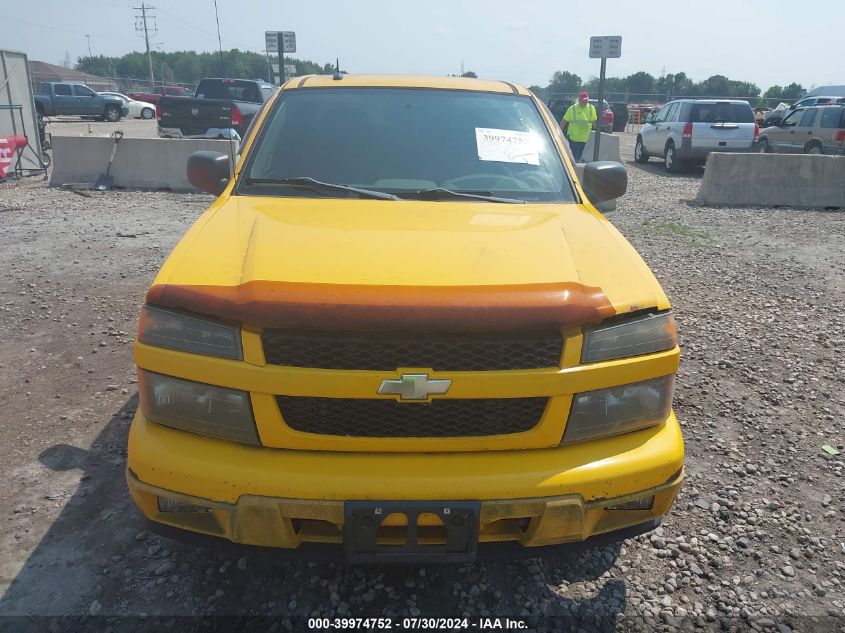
624,71,656,97
731,81,760,98
696,74,731,97
528,85,548,101
763,85,783,100
657,72,694,99
548,70,582,97
460,71,477,78
75,50,338,88
780,82,805,100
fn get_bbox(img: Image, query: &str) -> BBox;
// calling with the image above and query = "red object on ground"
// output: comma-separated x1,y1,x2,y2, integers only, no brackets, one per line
0,135,28,179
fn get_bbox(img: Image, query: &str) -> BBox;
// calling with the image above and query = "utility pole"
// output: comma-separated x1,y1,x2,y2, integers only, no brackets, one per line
264,50,272,83
133,3,157,87
85,35,92,58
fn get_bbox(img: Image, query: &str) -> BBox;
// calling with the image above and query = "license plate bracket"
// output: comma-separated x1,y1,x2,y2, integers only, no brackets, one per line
344,500,480,563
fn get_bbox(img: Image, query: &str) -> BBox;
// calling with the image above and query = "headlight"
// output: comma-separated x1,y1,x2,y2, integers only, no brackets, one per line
582,312,676,363
138,370,259,445
138,305,242,360
562,374,674,444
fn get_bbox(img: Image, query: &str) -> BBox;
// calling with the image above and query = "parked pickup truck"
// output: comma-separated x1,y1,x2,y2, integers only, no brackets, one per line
157,78,275,142
34,82,129,121
128,74,683,563
128,85,194,104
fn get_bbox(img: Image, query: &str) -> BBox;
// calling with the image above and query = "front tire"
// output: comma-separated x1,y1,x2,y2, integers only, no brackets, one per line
807,143,823,155
756,138,769,153
634,137,649,163
104,105,121,122
664,142,683,173
141,107,154,120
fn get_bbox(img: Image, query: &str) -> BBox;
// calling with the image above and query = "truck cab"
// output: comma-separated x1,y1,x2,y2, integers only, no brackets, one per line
156,78,275,142
128,74,683,563
34,83,128,121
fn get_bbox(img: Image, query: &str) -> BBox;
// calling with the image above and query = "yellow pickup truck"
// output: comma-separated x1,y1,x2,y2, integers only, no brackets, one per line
127,74,683,562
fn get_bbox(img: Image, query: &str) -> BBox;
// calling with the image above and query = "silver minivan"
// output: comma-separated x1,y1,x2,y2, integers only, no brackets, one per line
635,99,758,172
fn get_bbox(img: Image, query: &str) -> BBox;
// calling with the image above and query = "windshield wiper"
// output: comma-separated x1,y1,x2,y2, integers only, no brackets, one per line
242,177,400,200
403,188,526,204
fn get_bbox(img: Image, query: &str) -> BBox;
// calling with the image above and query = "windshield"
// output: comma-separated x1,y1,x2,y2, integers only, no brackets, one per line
240,87,574,202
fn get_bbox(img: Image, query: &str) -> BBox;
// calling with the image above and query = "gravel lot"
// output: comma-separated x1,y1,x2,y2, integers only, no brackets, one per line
0,133,843,632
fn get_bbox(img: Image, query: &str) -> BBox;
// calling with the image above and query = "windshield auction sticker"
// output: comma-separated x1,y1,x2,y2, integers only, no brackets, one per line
475,128,540,165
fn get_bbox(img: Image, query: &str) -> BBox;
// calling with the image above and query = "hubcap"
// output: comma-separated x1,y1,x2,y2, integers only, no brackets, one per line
666,148,673,168
635,141,642,159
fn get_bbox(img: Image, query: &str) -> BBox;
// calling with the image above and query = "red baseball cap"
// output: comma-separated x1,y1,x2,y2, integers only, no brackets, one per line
579,91,590,100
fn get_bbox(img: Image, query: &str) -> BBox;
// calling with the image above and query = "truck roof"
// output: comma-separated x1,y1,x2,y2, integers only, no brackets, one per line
284,74,530,96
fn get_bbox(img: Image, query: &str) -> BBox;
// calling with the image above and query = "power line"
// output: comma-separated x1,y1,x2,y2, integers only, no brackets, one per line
133,3,157,86
0,14,126,41
154,7,254,50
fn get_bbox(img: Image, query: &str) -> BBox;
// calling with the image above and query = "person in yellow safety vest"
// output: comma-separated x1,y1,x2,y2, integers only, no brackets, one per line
561,91,597,162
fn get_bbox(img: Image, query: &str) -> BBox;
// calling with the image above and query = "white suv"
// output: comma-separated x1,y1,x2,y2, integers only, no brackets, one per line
635,99,758,173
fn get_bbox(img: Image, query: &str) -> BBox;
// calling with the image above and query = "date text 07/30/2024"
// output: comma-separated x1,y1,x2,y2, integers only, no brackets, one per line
307,617,528,630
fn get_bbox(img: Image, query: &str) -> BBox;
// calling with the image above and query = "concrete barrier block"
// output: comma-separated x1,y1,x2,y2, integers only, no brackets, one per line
582,132,622,164
50,136,238,191
697,153,845,209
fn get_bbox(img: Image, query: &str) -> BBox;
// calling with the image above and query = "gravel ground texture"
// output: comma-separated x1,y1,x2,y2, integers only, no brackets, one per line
0,132,843,632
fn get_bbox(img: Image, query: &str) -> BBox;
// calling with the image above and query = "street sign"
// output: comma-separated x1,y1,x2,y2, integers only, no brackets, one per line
588,36,621,162
265,31,295,53
266,30,297,83
280,31,296,53
273,64,296,77
589,35,622,59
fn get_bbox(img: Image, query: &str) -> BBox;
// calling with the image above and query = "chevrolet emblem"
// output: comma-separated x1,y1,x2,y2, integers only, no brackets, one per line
378,374,451,401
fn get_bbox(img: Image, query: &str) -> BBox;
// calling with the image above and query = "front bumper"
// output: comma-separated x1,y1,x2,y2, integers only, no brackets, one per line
127,411,684,556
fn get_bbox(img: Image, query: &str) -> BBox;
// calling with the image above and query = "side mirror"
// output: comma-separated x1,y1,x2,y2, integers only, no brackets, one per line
582,161,627,203
187,151,231,195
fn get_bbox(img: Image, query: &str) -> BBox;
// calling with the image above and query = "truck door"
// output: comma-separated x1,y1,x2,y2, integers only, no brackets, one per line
793,108,819,153
53,83,74,115
776,108,807,153
73,84,99,115
645,102,675,155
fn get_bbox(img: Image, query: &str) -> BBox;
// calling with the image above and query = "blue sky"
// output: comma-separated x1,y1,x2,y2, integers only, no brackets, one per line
2,0,842,91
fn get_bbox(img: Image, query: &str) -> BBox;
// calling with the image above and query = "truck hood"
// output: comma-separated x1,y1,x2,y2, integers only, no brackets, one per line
146,197,669,331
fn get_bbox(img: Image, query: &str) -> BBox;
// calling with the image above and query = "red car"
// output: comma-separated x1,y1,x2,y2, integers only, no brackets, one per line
128,85,194,104
588,99,614,133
